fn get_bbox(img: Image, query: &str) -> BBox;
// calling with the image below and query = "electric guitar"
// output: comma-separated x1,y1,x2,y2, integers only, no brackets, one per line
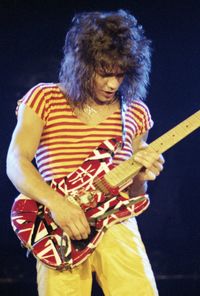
11,110,200,270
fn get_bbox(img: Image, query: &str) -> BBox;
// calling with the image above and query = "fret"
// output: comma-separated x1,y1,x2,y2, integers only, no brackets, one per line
105,158,142,187
150,112,200,154
104,110,200,188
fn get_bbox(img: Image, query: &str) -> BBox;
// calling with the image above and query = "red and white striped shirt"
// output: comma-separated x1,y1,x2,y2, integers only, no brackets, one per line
18,83,153,181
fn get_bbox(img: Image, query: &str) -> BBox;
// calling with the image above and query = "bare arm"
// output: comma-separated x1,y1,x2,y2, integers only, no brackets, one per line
7,104,90,240
128,132,165,197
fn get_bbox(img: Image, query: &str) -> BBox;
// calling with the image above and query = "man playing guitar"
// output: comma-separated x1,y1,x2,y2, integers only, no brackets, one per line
7,10,164,296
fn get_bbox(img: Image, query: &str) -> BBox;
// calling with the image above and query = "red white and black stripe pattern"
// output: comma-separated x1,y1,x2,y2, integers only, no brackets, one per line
11,138,150,270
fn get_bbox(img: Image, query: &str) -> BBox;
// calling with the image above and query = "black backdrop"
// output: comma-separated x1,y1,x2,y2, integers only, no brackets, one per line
0,0,200,295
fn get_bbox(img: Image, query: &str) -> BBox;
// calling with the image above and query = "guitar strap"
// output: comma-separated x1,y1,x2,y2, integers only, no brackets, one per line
120,95,127,147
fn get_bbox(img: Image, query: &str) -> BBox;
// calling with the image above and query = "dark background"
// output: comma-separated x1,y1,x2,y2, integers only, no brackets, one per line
0,0,200,295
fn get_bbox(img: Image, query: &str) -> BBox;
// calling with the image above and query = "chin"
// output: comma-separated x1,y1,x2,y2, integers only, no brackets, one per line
93,97,108,105
96,96,115,105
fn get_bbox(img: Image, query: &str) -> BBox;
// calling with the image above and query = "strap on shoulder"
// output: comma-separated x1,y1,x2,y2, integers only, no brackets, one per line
120,96,127,146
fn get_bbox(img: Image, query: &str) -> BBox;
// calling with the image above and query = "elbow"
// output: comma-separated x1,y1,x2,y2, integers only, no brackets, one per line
6,149,22,183
6,152,25,192
6,152,15,181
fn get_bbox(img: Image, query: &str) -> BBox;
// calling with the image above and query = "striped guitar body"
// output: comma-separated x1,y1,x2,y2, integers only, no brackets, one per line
11,138,149,270
11,110,200,270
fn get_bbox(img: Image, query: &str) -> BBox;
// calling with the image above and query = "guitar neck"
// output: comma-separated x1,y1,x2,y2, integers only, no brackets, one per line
104,110,200,188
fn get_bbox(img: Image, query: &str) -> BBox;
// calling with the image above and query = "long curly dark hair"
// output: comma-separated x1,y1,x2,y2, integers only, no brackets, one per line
59,9,152,107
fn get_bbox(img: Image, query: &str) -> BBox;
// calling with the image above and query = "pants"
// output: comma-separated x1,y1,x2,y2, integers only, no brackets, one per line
37,218,158,296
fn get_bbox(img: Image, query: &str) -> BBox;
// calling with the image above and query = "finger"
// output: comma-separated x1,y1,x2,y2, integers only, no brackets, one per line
138,165,162,181
134,154,157,169
139,170,156,181
68,223,83,240
70,202,90,230
62,225,74,239
151,161,164,175
76,219,91,239
158,154,165,164
70,218,90,240
80,214,91,234
145,169,157,180
61,221,83,240
135,147,164,160
134,152,164,169
143,161,164,179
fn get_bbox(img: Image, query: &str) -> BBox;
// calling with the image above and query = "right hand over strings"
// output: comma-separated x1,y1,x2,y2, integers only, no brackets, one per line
49,197,91,240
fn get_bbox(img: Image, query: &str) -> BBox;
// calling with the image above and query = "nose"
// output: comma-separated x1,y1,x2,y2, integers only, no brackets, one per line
106,76,121,90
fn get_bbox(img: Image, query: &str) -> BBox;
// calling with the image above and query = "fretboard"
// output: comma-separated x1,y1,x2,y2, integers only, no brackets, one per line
104,110,200,188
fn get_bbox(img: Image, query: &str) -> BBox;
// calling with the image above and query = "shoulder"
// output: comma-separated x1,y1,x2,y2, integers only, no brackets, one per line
128,99,151,116
21,83,61,102
126,99,154,134
16,83,64,121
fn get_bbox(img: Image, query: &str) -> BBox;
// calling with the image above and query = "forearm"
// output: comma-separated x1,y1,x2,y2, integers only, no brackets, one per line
7,154,91,240
6,154,63,210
